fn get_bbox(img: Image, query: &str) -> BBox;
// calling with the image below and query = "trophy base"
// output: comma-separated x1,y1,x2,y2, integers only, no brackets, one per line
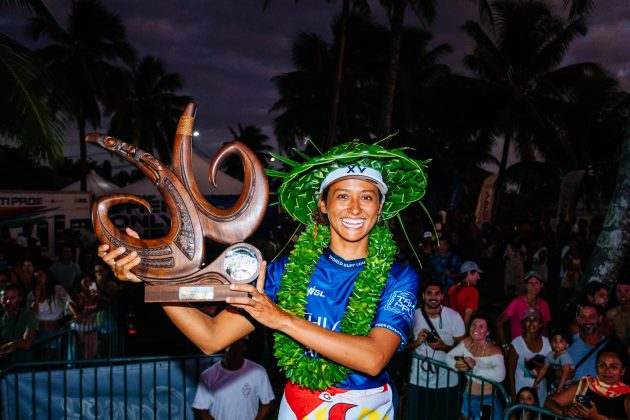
144,284,248,302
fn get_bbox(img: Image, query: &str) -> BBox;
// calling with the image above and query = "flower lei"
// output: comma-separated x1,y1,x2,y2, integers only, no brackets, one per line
273,223,397,391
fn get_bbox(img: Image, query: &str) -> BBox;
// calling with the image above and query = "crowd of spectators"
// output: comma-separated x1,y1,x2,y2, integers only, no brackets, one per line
405,211,630,419
1,209,630,419
0,224,127,368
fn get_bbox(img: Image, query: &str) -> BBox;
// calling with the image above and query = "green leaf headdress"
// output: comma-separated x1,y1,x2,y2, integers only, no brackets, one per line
267,140,430,224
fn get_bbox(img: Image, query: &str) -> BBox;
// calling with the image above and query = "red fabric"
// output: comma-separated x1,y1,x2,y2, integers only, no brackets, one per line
588,376,630,398
283,382,350,418
445,284,478,319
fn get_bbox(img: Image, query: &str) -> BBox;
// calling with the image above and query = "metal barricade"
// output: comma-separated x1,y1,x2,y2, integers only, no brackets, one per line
503,403,576,420
406,354,511,420
30,303,125,363
0,354,222,419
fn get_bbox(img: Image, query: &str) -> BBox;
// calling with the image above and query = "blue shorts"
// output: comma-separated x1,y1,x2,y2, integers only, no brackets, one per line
461,390,502,420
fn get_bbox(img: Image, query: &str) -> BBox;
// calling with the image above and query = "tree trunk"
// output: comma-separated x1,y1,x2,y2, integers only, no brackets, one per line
79,114,87,192
377,0,406,142
325,0,349,150
491,132,512,224
583,123,630,286
563,118,630,315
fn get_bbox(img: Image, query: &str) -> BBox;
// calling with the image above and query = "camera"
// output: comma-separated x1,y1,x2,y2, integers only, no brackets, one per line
425,331,439,343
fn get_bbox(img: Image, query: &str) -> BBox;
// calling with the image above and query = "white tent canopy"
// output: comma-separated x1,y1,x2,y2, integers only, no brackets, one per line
61,169,119,197
119,149,244,196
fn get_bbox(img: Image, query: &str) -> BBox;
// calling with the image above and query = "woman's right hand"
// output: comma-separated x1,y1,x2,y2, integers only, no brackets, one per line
98,227,142,283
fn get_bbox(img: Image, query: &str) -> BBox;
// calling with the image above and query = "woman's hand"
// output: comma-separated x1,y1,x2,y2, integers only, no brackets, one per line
565,401,600,419
98,228,142,283
225,262,291,331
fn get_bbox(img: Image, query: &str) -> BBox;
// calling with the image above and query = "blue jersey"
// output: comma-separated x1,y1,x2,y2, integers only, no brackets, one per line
266,247,419,390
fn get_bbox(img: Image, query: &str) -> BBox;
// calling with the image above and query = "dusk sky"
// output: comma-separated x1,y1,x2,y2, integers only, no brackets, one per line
3,0,630,169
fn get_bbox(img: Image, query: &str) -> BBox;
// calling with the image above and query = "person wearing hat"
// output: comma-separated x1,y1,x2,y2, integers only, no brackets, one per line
98,141,429,419
496,271,551,350
444,261,482,326
418,231,435,272
506,307,551,405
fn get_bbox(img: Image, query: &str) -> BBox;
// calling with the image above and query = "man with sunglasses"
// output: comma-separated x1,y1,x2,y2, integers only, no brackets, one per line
407,280,465,419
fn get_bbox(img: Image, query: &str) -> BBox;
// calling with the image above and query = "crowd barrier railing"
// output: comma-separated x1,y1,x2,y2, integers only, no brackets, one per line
406,354,510,419
504,403,577,420
0,354,222,419
406,354,578,420
31,302,125,363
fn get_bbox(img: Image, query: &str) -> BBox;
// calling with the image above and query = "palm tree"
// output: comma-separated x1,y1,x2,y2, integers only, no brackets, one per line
264,0,370,149
26,0,135,190
462,0,600,221
107,56,192,164
376,0,436,138
0,0,68,162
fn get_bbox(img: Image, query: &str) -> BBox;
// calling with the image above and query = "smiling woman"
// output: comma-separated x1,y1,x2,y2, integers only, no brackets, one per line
545,345,630,419
99,139,429,419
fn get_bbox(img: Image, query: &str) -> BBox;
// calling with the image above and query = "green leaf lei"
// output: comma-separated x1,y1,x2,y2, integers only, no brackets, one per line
273,223,397,391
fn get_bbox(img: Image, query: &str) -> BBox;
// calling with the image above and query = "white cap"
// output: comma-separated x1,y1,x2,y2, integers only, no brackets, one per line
319,166,388,200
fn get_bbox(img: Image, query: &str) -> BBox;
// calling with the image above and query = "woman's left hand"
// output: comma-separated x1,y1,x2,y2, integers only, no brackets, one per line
225,262,291,330
566,401,599,419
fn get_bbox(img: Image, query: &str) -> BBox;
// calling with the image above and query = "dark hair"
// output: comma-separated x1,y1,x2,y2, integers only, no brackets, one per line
468,313,493,337
575,302,601,319
515,386,540,406
584,281,608,299
596,342,629,370
422,280,444,294
33,266,56,303
550,328,573,346
1,283,23,295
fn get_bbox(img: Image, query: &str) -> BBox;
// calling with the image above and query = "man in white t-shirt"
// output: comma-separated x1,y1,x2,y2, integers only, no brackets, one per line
407,280,465,420
192,336,275,420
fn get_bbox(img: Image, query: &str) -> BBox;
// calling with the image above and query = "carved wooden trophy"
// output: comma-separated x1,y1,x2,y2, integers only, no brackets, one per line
86,103,269,302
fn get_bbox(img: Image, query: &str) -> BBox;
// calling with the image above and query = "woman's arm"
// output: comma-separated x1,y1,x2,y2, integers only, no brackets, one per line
99,242,253,354
544,382,578,415
495,312,510,348
228,280,401,377
445,341,466,370
162,304,255,355
507,344,518,399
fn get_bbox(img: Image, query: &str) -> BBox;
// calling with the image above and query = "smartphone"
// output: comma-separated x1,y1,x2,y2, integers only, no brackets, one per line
89,282,98,292
455,356,471,368
575,394,592,408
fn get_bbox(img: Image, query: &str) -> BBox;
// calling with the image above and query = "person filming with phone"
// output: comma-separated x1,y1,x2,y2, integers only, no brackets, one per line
545,345,630,419
408,280,465,419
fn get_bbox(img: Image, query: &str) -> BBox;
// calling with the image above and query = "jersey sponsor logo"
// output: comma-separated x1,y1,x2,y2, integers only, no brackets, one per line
307,285,326,298
383,291,416,323
326,252,366,268
305,313,341,331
